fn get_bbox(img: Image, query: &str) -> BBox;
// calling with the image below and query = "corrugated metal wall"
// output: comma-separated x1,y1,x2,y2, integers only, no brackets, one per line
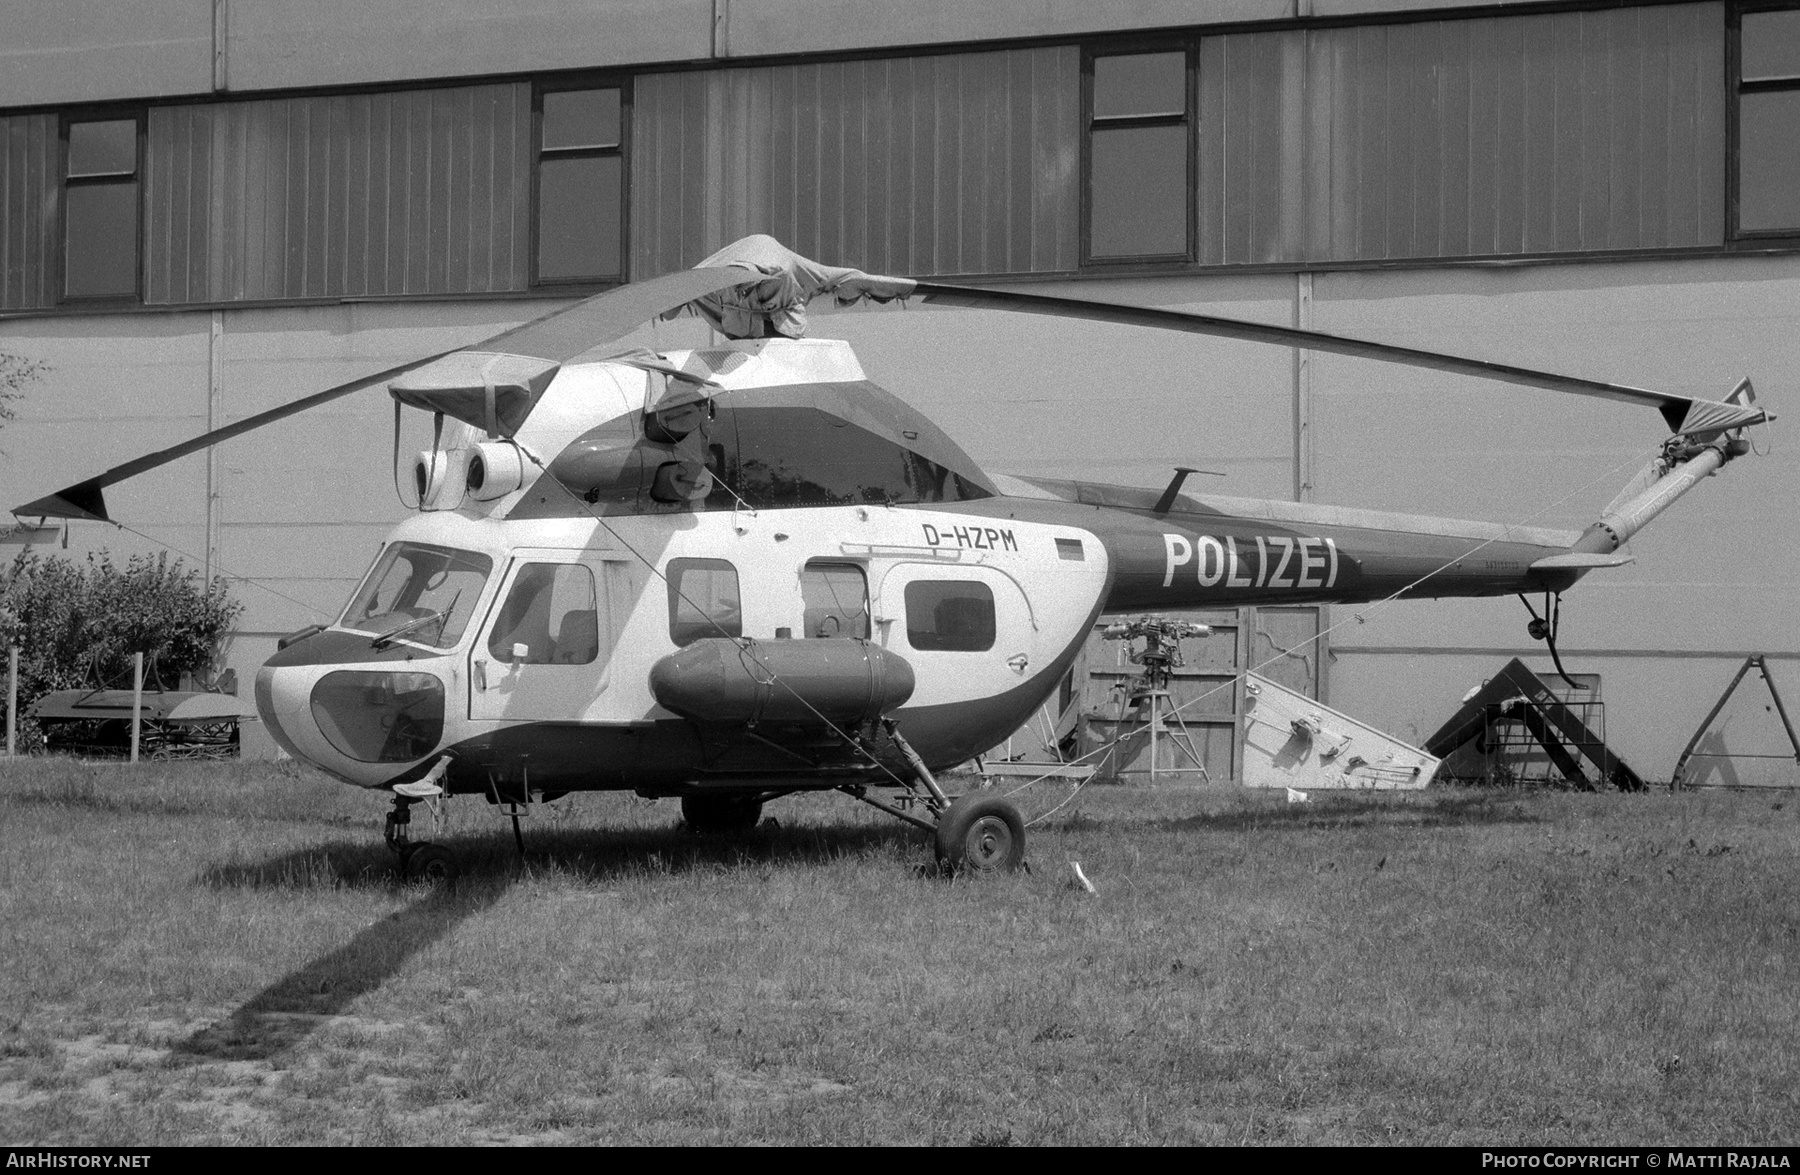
632,46,1080,278
145,84,533,304
0,113,58,310
1198,2,1725,266
0,3,1739,306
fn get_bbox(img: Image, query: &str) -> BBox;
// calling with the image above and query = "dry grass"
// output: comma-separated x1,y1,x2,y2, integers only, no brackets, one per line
1,757,1796,1145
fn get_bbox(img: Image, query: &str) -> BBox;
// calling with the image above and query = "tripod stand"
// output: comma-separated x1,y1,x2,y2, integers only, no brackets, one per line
1105,617,1211,784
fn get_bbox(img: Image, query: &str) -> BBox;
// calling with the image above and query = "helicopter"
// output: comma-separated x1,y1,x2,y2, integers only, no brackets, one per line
13,235,1771,879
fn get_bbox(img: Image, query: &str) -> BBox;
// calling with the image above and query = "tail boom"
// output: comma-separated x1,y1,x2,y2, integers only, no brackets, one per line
1574,436,1749,555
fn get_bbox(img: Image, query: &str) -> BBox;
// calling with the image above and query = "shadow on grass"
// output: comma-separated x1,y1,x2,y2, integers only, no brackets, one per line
173,884,500,1063
1069,792,1546,835
196,818,921,892
177,818,921,1063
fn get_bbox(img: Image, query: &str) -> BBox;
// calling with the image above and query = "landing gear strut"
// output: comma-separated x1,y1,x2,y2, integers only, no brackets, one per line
385,791,460,883
1519,591,1586,692
835,720,1029,874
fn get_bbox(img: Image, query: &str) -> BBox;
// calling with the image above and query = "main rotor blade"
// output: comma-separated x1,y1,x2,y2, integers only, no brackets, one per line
911,282,1768,434
15,267,755,522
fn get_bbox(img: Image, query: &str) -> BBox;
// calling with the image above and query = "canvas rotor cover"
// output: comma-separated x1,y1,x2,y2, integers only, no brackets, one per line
674,234,917,340
388,351,561,437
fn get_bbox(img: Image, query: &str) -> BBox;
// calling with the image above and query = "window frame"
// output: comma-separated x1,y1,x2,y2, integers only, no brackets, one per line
1730,3,1800,240
666,556,742,647
902,579,998,654
57,107,145,305
486,562,602,666
1080,40,1198,268
799,560,870,640
530,76,630,289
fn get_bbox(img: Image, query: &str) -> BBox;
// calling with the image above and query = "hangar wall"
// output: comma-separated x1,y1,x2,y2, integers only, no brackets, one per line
0,0,1567,106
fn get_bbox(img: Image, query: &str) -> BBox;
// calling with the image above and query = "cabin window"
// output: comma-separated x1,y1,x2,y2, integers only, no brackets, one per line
1085,47,1193,263
1737,7,1800,235
487,564,600,665
535,83,625,284
61,113,143,300
342,543,492,649
800,562,869,638
667,557,742,646
904,581,996,652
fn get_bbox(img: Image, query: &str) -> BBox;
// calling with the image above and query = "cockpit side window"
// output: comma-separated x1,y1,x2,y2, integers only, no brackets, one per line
667,557,742,646
342,543,492,648
800,562,869,638
488,563,601,665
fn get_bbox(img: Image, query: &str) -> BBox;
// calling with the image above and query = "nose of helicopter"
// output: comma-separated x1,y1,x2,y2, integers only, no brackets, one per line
255,638,450,786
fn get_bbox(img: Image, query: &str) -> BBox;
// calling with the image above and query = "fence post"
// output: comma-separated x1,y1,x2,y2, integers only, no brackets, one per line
130,651,143,766
5,645,15,758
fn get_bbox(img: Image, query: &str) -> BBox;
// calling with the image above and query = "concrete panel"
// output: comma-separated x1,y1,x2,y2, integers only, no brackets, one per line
1304,255,1800,660
723,0,1289,57
0,312,212,536
224,0,712,92
0,0,213,106
1,299,543,647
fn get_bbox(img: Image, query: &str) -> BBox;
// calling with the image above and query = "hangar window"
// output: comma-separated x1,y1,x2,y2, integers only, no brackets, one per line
1736,6,1800,235
534,83,626,285
60,113,142,301
1085,47,1194,264
667,557,742,646
904,581,996,653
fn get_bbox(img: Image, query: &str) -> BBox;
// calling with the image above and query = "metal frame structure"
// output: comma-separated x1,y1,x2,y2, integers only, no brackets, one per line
1671,654,1800,788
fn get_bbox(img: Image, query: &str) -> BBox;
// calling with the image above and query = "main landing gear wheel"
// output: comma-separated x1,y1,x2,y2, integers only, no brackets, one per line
403,842,459,883
934,795,1026,874
681,794,764,834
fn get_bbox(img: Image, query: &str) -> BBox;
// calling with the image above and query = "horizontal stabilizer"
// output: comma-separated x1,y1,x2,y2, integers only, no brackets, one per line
1529,552,1635,571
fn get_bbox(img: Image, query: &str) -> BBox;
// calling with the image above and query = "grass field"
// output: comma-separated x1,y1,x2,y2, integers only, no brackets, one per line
1,757,1796,1146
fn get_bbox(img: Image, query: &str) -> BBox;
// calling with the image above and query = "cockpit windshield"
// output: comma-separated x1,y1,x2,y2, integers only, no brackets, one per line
341,543,492,649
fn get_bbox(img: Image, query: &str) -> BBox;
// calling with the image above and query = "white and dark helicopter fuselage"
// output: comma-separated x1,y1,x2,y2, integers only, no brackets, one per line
22,240,1763,872
255,334,1611,804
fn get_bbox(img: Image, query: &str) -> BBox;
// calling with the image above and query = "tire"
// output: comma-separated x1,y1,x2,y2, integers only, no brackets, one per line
934,795,1026,874
404,842,459,883
681,793,764,834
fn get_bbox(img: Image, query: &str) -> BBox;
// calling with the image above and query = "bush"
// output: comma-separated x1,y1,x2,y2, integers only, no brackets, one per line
0,551,243,750
0,351,44,431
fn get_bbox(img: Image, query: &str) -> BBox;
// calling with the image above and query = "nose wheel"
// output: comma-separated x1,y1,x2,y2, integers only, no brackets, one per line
386,790,460,884
401,842,460,883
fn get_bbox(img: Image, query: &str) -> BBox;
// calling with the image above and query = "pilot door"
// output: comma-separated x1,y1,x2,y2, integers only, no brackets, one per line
469,550,614,723
876,563,1038,708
